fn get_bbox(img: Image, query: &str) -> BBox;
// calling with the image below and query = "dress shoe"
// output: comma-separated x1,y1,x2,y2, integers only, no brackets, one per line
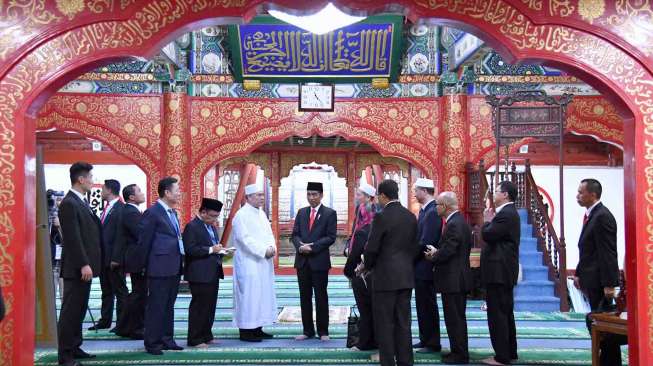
145,348,163,356
256,328,274,339
109,327,117,333
442,354,469,364
87,324,110,331
481,357,508,365
73,349,95,359
240,330,262,342
163,343,183,351
320,335,330,341
412,341,425,348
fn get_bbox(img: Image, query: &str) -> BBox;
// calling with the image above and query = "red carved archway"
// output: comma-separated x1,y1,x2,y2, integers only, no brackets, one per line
0,2,650,365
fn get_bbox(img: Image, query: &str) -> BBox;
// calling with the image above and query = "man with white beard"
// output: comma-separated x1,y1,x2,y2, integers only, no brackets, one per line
231,183,278,342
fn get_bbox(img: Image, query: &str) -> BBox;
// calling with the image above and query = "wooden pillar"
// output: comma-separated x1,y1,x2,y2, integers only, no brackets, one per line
161,92,192,221
442,94,469,209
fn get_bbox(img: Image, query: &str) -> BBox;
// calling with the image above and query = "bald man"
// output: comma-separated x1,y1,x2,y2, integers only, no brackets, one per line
426,192,472,364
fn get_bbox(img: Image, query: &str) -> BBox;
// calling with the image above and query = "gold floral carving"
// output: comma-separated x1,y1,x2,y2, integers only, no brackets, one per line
577,0,605,23
521,0,543,10
55,0,86,19
356,155,409,176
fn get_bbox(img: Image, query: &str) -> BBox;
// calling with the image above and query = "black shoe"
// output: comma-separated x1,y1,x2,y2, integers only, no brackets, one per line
256,329,274,339
412,341,424,348
109,327,117,333
239,329,262,342
87,324,110,331
73,349,95,359
163,343,183,351
442,353,469,364
145,348,163,356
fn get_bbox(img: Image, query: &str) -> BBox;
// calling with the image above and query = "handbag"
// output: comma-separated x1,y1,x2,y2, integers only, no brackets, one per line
346,305,360,348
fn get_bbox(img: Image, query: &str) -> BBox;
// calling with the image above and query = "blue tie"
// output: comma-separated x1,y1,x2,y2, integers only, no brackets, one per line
168,209,185,255
206,224,217,245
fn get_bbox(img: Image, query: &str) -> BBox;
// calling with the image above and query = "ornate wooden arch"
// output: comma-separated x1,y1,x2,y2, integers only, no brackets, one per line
0,1,651,365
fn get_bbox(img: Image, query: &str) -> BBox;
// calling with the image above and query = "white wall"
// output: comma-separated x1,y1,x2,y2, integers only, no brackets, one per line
528,166,625,269
44,164,148,210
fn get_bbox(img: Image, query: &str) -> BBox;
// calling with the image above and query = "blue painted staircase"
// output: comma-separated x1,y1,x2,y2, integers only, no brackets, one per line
514,208,561,312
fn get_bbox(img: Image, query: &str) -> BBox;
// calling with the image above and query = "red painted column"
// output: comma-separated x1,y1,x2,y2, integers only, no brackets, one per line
161,93,192,221
441,94,469,209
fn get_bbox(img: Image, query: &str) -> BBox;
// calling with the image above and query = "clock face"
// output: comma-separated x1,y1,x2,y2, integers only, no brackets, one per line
299,84,334,111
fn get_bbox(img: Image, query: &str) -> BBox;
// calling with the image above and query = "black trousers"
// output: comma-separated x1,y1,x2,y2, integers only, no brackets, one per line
373,288,414,366
414,279,441,348
187,280,220,346
144,275,180,351
351,276,376,349
114,271,146,337
57,278,91,364
441,292,469,358
586,287,624,366
297,267,329,336
485,284,517,364
98,265,128,326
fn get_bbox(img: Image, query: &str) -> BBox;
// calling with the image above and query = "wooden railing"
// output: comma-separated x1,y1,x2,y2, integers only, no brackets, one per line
466,159,569,311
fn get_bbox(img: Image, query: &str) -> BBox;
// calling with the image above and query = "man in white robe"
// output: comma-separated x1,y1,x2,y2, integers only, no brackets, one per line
231,183,278,342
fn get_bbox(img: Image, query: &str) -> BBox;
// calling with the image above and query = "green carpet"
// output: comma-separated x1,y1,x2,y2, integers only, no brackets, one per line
33,347,614,365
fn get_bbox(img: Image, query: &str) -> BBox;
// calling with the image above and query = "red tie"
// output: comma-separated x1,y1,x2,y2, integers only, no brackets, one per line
100,205,109,223
583,213,589,226
441,217,446,236
309,208,316,231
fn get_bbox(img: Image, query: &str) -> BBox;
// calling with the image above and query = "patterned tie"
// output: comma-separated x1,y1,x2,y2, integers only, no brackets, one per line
168,209,185,255
309,208,317,231
583,213,589,226
206,224,217,245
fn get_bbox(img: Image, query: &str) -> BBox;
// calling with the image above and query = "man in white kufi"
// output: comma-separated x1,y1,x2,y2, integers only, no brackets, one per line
231,183,278,342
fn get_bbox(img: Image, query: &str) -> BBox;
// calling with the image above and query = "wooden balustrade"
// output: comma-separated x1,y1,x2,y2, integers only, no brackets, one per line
466,159,569,311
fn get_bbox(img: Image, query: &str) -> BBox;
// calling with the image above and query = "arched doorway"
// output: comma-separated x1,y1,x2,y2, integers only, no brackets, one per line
0,2,650,365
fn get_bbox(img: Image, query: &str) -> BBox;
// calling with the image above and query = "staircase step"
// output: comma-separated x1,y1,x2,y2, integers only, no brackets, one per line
515,295,560,312
515,280,555,297
521,265,550,281
520,251,544,266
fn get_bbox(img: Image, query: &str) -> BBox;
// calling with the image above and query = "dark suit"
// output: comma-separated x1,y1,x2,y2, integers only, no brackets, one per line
97,200,128,328
481,203,520,364
139,201,183,352
364,201,419,366
183,217,224,346
432,211,472,361
344,223,376,349
577,202,621,365
414,200,442,349
291,204,337,337
57,191,102,364
114,203,145,338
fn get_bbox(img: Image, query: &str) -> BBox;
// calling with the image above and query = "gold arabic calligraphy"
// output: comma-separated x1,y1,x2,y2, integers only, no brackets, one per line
241,26,392,75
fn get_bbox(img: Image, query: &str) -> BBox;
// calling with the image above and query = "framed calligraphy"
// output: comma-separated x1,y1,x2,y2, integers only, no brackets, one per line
228,15,404,82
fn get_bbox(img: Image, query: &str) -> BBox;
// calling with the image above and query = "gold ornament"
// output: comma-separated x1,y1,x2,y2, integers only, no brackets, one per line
577,0,605,23
56,0,85,19
123,123,135,134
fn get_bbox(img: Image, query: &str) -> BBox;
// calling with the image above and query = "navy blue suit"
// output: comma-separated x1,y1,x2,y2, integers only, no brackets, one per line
98,201,128,328
183,217,224,346
139,201,183,352
414,200,443,349
114,203,146,339
291,204,337,337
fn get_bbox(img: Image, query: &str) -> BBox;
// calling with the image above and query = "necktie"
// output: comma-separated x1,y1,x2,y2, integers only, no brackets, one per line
309,208,317,231
441,217,446,236
206,224,217,244
168,209,185,255
100,205,109,223
583,213,589,226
